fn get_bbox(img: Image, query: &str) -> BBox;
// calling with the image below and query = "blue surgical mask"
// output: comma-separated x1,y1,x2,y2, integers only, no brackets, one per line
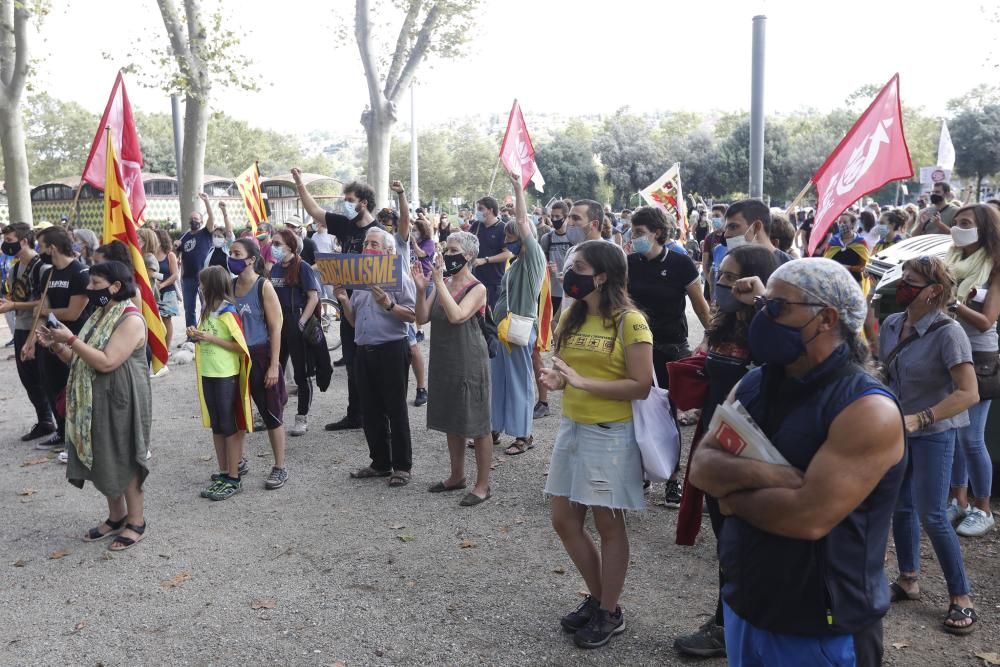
342,200,359,220
271,245,287,263
631,237,653,255
714,284,742,313
474,210,485,223
711,217,723,229
505,241,522,256
875,224,888,239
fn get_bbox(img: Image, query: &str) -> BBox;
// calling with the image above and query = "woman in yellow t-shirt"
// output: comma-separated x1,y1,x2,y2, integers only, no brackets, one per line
539,240,654,649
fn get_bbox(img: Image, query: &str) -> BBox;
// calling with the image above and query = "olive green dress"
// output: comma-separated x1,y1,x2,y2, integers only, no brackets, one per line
66,329,152,497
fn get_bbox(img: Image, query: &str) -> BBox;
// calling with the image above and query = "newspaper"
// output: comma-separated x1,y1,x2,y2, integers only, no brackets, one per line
707,400,791,467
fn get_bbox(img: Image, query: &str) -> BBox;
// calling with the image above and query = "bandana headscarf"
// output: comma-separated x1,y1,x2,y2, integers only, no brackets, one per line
770,258,867,331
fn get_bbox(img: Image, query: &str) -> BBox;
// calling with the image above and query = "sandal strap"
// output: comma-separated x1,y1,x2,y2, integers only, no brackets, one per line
124,522,146,535
106,516,127,530
111,534,137,547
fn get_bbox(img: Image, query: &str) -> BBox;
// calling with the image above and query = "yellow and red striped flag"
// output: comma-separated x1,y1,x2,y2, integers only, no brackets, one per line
236,162,267,234
535,269,553,353
102,130,168,372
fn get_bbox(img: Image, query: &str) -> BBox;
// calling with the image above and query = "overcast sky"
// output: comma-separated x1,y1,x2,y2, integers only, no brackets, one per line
34,0,998,137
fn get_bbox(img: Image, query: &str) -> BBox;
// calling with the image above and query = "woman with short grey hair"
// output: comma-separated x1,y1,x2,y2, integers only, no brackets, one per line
412,230,493,506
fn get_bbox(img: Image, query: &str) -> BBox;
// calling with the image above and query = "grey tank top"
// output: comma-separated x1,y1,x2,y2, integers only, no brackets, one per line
233,277,268,347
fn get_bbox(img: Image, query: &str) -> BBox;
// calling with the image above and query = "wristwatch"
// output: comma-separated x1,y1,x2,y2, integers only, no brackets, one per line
948,302,960,313
385,300,395,312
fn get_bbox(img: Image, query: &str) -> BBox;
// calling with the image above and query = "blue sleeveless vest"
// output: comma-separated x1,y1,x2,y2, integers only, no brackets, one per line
719,345,906,636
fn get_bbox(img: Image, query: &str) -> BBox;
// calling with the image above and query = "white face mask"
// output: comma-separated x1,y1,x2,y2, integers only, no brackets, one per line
951,225,979,248
212,236,225,248
725,233,749,249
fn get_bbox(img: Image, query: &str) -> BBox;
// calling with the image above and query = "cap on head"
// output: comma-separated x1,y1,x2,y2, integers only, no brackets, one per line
284,214,303,228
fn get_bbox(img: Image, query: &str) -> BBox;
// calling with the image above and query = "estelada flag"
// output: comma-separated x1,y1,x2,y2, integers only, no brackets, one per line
83,72,147,222
194,302,253,433
640,163,689,237
102,131,168,372
235,162,268,234
499,100,545,192
808,74,912,255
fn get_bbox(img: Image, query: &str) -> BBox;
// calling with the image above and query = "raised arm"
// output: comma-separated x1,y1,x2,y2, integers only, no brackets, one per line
198,193,215,233
218,200,233,237
510,171,532,241
291,168,329,223
391,180,411,240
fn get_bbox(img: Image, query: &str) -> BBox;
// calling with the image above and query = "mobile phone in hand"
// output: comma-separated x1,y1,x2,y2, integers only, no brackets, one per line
46,314,61,329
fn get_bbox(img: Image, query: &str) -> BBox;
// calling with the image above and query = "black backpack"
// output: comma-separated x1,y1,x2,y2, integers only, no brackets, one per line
457,279,499,358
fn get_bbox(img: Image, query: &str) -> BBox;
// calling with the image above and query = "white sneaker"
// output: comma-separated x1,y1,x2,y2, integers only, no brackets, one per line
290,414,308,436
150,365,171,379
956,508,996,537
946,498,971,526
57,451,68,464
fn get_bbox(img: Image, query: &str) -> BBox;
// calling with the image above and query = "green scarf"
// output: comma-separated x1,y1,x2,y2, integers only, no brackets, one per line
947,246,993,303
66,299,131,469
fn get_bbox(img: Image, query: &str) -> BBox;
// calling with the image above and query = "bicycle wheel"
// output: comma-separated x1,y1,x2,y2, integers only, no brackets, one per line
319,297,342,351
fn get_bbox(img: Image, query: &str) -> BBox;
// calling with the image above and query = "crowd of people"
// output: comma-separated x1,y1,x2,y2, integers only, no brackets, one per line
2,169,998,664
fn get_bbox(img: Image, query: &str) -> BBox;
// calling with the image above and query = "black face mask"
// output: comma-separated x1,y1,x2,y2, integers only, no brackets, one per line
39,252,52,264
443,253,468,277
1,241,21,257
930,194,944,206
87,286,114,309
551,218,565,230
189,218,202,231
562,269,596,299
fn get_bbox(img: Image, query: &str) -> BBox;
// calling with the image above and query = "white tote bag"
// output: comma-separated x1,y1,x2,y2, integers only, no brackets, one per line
619,317,681,482
504,312,535,347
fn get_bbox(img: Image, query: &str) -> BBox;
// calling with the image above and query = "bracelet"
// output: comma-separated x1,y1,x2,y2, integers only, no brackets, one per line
67,335,77,347
923,408,936,426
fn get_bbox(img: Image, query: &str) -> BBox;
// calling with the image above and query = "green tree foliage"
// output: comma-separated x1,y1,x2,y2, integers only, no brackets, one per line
715,118,791,198
533,121,600,201
950,105,1000,194
594,109,667,206
22,93,97,184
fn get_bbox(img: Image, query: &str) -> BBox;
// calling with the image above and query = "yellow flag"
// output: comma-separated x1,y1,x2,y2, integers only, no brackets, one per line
236,162,267,234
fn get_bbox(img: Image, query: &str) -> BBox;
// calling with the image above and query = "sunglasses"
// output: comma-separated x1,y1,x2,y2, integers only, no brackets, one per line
753,295,827,319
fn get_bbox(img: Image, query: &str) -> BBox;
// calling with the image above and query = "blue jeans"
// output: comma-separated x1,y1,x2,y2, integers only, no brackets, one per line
951,399,993,498
892,429,970,596
181,276,199,329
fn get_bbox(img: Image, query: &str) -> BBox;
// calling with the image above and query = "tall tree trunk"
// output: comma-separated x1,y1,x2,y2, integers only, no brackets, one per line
180,94,208,222
363,106,393,206
0,105,31,224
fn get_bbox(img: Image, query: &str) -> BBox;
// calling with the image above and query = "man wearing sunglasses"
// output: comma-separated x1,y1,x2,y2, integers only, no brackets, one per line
690,258,906,666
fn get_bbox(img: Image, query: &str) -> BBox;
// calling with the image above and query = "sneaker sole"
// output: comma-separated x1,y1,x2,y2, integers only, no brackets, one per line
574,620,626,649
208,488,241,501
265,479,286,490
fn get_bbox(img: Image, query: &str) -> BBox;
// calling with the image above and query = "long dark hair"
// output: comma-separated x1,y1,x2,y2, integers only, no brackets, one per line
707,245,778,347
273,229,302,286
232,238,265,275
956,204,1000,277
89,261,137,301
555,240,638,353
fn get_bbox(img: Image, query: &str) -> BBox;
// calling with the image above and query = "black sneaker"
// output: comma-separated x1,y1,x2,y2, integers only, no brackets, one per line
574,607,625,649
414,388,428,407
21,422,56,442
665,479,682,508
325,416,362,431
673,619,726,657
561,595,600,633
35,433,65,451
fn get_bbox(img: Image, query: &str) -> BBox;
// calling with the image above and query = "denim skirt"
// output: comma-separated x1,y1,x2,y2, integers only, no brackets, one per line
544,417,645,511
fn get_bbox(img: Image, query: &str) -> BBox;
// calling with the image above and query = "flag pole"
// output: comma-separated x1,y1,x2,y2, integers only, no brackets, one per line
785,180,813,212
487,154,502,196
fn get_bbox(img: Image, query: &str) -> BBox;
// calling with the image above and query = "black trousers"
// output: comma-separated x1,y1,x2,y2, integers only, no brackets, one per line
356,338,412,472
341,318,361,422
14,329,53,426
279,314,312,416
39,346,70,439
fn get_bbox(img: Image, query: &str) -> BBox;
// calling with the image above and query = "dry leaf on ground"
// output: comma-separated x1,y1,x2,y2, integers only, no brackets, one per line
390,524,405,530
12,559,27,567
976,652,1000,666
397,535,415,543
459,540,477,549
21,457,50,467
17,489,36,496
250,599,277,610
552,566,566,574
49,550,70,560
71,621,87,634
160,570,192,588
891,642,909,649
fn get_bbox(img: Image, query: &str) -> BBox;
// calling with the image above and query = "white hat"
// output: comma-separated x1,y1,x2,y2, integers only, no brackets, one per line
284,214,303,228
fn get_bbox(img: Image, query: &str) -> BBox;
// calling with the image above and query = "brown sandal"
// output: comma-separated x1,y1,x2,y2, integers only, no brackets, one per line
504,436,534,456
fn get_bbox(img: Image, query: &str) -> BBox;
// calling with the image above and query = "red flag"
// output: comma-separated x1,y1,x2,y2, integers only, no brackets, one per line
808,74,912,254
499,100,542,188
81,72,147,222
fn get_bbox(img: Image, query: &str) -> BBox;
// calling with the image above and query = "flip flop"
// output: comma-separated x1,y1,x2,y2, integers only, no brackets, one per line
459,488,491,506
428,480,467,493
